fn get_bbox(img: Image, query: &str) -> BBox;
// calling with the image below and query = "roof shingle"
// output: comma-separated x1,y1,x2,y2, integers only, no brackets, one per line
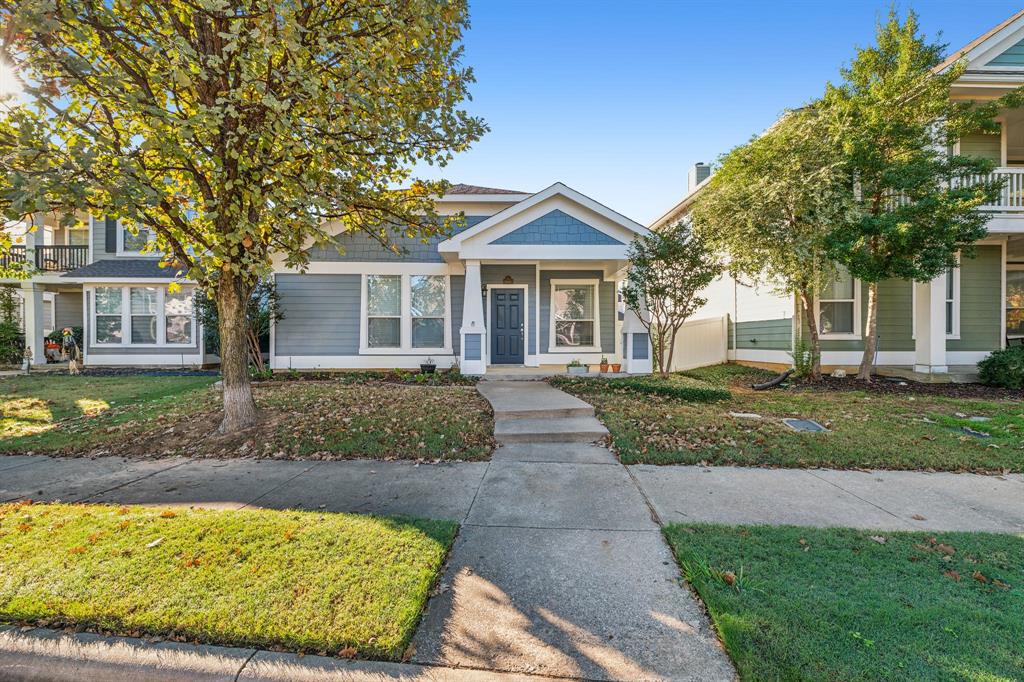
445,183,527,195
63,259,187,279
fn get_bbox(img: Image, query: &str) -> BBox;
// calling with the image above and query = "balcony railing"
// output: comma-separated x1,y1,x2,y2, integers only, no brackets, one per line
959,167,1024,211
0,245,89,272
35,245,89,271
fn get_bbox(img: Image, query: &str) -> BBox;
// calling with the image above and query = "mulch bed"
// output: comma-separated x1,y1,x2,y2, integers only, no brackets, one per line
791,376,1024,400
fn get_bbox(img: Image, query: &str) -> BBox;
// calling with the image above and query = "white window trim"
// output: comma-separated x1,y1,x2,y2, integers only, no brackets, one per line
90,285,196,348
115,219,158,257
548,278,601,353
815,275,862,340
911,258,961,340
359,273,452,355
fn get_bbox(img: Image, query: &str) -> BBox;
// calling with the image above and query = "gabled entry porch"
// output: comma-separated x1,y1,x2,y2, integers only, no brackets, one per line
437,183,654,377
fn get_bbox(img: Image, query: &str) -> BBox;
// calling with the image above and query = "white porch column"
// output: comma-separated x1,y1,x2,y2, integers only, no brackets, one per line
21,282,46,366
460,260,487,375
914,276,948,374
621,302,652,375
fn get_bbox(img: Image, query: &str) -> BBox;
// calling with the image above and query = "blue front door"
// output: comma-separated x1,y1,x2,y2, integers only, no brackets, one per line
490,288,525,364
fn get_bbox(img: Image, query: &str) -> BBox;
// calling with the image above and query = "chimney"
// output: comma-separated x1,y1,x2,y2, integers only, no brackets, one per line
688,162,711,191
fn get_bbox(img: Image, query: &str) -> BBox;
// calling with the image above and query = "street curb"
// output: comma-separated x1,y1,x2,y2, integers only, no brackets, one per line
0,626,573,681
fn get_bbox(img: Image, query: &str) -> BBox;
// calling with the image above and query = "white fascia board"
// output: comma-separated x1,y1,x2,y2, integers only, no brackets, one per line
439,182,648,253
70,277,194,284
459,244,631,261
273,262,462,276
939,12,1024,73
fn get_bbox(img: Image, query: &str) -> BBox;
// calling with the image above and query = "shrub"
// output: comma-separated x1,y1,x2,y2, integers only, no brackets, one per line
789,340,820,379
0,321,24,365
978,347,1024,389
552,374,730,403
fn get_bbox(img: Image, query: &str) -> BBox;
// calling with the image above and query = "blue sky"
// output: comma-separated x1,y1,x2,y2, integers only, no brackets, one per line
420,0,1024,224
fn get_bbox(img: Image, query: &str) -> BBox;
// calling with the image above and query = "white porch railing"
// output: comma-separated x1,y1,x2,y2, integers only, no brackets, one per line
958,167,1024,211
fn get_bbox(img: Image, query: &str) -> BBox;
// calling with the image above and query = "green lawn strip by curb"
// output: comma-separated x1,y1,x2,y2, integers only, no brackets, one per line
0,502,457,660
664,523,1024,681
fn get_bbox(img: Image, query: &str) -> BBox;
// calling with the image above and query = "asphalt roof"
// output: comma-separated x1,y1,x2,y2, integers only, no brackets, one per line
63,258,187,279
445,183,527,195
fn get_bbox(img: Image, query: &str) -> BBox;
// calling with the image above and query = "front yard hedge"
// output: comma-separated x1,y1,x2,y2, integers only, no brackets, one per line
552,374,731,403
978,346,1024,389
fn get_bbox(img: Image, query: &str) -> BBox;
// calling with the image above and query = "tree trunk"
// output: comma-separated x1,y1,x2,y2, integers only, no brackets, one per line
655,324,669,377
797,287,821,381
857,281,879,382
216,273,258,434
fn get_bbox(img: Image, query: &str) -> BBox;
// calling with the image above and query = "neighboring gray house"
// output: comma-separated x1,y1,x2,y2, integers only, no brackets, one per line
2,213,205,367
270,182,653,375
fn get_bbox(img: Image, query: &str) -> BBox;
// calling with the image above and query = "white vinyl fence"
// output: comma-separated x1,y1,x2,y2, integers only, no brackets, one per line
668,315,729,372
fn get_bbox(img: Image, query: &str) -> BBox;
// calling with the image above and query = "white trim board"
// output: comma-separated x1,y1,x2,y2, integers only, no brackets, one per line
86,353,204,366
272,355,459,370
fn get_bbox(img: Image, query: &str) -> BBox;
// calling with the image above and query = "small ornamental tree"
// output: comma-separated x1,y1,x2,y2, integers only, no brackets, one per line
691,108,851,380
622,225,722,377
0,0,486,431
820,10,1020,380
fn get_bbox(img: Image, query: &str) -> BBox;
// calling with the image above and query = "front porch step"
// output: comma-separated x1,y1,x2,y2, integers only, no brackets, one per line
493,416,609,444
493,405,595,420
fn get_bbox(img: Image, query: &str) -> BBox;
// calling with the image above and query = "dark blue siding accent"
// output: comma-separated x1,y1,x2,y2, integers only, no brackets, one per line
490,210,623,246
464,334,481,361
632,333,649,360
539,270,614,353
308,216,488,263
275,274,360,356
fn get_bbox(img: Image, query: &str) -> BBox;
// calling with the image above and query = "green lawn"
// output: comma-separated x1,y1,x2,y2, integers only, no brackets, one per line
0,374,494,460
0,374,217,447
665,524,1024,681
0,502,456,659
553,365,1024,472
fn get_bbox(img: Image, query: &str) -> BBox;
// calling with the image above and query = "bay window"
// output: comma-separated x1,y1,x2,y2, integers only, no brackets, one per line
550,280,599,351
92,286,195,346
362,274,450,352
819,268,858,336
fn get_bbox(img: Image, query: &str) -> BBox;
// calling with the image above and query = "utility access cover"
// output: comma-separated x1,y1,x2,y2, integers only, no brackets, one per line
782,418,829,433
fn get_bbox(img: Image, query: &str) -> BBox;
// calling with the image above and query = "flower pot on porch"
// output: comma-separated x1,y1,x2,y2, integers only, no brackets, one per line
599,363,610,373
610,363,621,373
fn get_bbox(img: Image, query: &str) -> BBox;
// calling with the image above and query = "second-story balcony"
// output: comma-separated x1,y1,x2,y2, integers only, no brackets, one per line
959,167,1024,212
0,245,90,273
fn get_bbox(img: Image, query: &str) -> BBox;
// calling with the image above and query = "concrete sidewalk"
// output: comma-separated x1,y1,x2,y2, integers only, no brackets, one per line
631,465,1024,533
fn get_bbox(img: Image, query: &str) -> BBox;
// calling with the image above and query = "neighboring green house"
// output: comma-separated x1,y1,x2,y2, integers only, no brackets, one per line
652,10,1024,377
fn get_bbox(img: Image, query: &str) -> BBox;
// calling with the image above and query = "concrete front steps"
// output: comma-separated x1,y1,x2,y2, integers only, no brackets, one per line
477,380,609,445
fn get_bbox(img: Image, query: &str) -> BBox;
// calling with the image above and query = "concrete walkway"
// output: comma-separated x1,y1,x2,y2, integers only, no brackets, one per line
413,382,733,681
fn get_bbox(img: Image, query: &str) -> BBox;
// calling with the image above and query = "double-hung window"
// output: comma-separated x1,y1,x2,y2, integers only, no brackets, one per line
364,274,449,352
366,275,402,348
94,287,124,344
92,286,195,346
1008,267,1024,338
411,275,446,348
819,268,858,337
550,280,599,351
117,221,156,255
130,287,159,344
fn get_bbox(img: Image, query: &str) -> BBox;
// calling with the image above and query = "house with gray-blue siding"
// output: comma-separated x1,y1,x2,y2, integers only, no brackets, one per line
270,182,653,375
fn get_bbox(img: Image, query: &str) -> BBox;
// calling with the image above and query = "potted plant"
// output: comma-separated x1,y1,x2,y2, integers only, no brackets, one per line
420,357,436,374
599,356,610,373
610,361,621,373
567,359,587,375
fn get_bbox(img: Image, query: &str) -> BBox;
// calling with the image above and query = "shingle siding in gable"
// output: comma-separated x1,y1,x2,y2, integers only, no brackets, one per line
490,210,624,246
308,216,489,263
274,274,361,356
